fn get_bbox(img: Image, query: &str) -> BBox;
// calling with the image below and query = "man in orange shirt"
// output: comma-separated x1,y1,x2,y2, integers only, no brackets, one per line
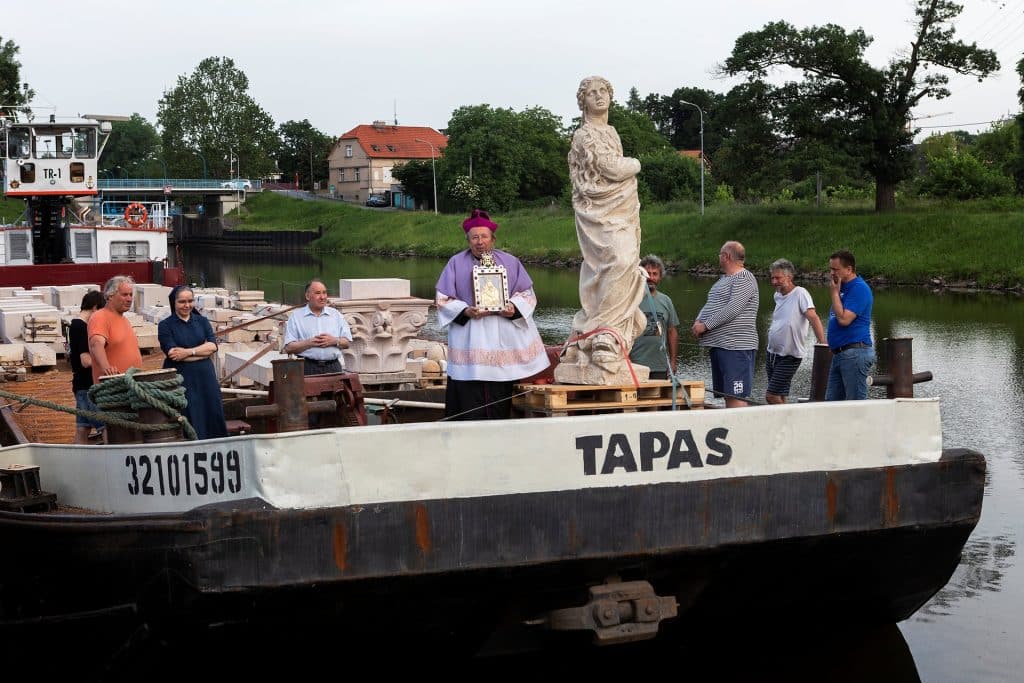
88,275,143,382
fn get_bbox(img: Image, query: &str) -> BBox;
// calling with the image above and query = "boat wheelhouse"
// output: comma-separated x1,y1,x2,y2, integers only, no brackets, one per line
0,110,178,287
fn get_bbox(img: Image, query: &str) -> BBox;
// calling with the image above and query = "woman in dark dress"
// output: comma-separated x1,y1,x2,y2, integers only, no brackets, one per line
157,286,228,440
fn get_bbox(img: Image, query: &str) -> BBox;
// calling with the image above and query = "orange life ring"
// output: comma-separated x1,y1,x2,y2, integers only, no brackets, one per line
124,202,148,228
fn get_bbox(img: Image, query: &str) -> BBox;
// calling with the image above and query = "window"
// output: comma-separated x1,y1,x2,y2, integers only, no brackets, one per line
8,128,30,158
74,232,94,259
70,162,85,183
7,232,30,261
338,169,345,181
354,168,360,181
370,144,380,152
345,145,353,158
73,129,96,158
386,144,395,152
110,241,150,262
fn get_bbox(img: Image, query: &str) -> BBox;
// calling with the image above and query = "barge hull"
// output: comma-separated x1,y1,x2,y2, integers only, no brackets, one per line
0,449,984,648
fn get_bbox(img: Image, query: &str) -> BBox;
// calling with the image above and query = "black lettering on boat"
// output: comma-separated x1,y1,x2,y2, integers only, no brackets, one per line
194,452,208,494
577,429,733,475
125,455,139,495
211,451,224,494
167,455,181,496
601,433,638,473
576,435,603,475
227,450,241,493
139,455,154,495
182,453,192,495
639,431,670,471
705,428,732,466
154,455,166,496
668,430,703,469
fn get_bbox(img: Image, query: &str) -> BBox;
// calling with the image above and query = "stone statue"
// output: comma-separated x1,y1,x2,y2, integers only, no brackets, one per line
554,75,649,385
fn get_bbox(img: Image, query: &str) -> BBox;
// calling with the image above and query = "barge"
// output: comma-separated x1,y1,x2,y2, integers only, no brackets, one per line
0,353,985,661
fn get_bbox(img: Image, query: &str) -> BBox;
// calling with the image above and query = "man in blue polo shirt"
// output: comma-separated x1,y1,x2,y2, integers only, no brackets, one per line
825,249,874,400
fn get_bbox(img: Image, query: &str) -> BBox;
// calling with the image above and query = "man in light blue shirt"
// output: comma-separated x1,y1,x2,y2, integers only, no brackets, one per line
283,279,353,375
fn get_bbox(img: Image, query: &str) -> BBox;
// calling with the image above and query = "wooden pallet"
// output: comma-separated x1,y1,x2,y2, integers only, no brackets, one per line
514,380,704,416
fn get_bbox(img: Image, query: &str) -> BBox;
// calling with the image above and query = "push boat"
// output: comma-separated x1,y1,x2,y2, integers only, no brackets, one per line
0,338,986,660
1,109,182,289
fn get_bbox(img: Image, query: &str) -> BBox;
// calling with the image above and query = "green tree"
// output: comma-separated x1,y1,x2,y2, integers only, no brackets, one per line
0,36,33,117
391,158,443,210
157,57,279,179
916,144,1015,199
443,104,569,211
637,149,702,202
605,102,671,158
278,119,333,191
1015,56,1024,192
722,0,999,211
99,114,161,177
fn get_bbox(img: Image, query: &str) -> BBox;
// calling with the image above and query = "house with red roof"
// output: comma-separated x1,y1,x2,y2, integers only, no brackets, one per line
328,121,447,206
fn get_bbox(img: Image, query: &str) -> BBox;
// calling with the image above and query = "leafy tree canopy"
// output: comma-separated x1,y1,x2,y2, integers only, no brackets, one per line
391,158,442,211
278,119,333,191
99,114,161,178
721,0,999,210
157,56,279,179
443,104,569,211
0,36,34,116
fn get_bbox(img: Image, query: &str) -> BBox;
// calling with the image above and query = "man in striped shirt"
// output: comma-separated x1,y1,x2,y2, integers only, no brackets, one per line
692,241,759,407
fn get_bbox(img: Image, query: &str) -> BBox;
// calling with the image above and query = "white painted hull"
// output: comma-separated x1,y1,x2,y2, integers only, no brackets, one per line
0,399,943,515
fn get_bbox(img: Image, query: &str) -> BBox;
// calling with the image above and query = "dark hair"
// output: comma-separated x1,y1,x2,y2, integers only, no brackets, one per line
304,278,327,295
81,290,106,311
829,249,856,270
640,254,666,275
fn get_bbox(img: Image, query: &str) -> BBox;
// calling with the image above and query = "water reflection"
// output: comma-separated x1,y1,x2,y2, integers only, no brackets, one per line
178,246,1024,682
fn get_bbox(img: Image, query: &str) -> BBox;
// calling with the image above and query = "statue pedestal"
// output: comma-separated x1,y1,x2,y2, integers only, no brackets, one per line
554,359,650,385
331,292,431,374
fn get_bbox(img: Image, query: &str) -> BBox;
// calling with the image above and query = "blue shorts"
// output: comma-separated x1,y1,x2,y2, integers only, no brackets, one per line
74,389,104,429
709,348,755,399
765,352,803,397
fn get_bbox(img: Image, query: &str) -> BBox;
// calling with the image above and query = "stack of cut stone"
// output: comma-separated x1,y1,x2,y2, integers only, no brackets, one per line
129,284,168,353
230,290,266,311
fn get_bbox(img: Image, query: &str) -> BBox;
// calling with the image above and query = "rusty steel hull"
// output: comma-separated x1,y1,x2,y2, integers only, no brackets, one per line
0,449,984,653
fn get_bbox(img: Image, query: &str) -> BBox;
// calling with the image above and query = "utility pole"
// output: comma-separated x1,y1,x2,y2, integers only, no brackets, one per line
679,100,705,216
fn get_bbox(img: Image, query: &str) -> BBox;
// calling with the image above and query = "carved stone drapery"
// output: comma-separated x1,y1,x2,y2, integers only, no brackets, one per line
333,296,431,373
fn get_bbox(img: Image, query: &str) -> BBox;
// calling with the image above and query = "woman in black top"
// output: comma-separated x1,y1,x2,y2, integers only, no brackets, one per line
68,290,107,443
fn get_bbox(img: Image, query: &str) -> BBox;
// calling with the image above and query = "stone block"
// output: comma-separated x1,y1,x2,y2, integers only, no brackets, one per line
133,284,171,312
0,287,25,299
23,342,57,367
0,344,25,363
222,350,291,387
203,307,237,323
338,278,410,300
30,287,56,306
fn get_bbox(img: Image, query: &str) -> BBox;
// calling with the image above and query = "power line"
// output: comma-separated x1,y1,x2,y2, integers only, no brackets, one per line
918,118,1013,129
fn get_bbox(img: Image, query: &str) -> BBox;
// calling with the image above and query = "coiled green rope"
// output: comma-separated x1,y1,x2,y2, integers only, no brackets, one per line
0,367,197,441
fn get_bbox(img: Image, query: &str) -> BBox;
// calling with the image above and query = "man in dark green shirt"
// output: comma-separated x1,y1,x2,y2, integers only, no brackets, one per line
629,255,679,380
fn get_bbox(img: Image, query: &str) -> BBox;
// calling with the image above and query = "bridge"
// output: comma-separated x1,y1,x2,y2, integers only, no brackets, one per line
96,179,262,195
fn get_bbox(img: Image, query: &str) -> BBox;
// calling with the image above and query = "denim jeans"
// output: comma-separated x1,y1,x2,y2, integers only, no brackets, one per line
825,346,875,401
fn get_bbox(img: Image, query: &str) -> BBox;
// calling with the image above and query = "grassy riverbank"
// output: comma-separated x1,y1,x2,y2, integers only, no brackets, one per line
233,192,1024,289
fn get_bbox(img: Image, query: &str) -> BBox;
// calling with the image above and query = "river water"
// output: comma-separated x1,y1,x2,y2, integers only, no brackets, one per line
181,247,1024,680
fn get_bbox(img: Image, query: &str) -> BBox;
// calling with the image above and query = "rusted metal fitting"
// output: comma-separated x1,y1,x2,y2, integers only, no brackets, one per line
544,579,678,645
0,464,57,512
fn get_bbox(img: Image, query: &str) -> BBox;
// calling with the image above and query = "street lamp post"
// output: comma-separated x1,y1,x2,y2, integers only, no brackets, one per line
195,151,208,180
679,99,705,216
414,138,438,214
153,157,168,181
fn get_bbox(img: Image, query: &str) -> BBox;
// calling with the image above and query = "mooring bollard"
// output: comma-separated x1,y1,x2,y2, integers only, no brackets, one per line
807,338,932,400
808,343,833,402
870,337,933,398
135,369,185,443
98,373,143,445
245,358,337,432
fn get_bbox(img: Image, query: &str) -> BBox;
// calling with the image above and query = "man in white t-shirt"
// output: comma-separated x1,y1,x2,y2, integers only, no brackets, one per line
765,258,826,404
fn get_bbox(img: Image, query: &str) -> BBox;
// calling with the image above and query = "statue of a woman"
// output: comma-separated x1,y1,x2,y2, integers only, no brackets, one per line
555,75,648,385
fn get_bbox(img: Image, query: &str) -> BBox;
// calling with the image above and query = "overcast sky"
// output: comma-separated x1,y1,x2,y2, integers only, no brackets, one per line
7,0,1023,139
